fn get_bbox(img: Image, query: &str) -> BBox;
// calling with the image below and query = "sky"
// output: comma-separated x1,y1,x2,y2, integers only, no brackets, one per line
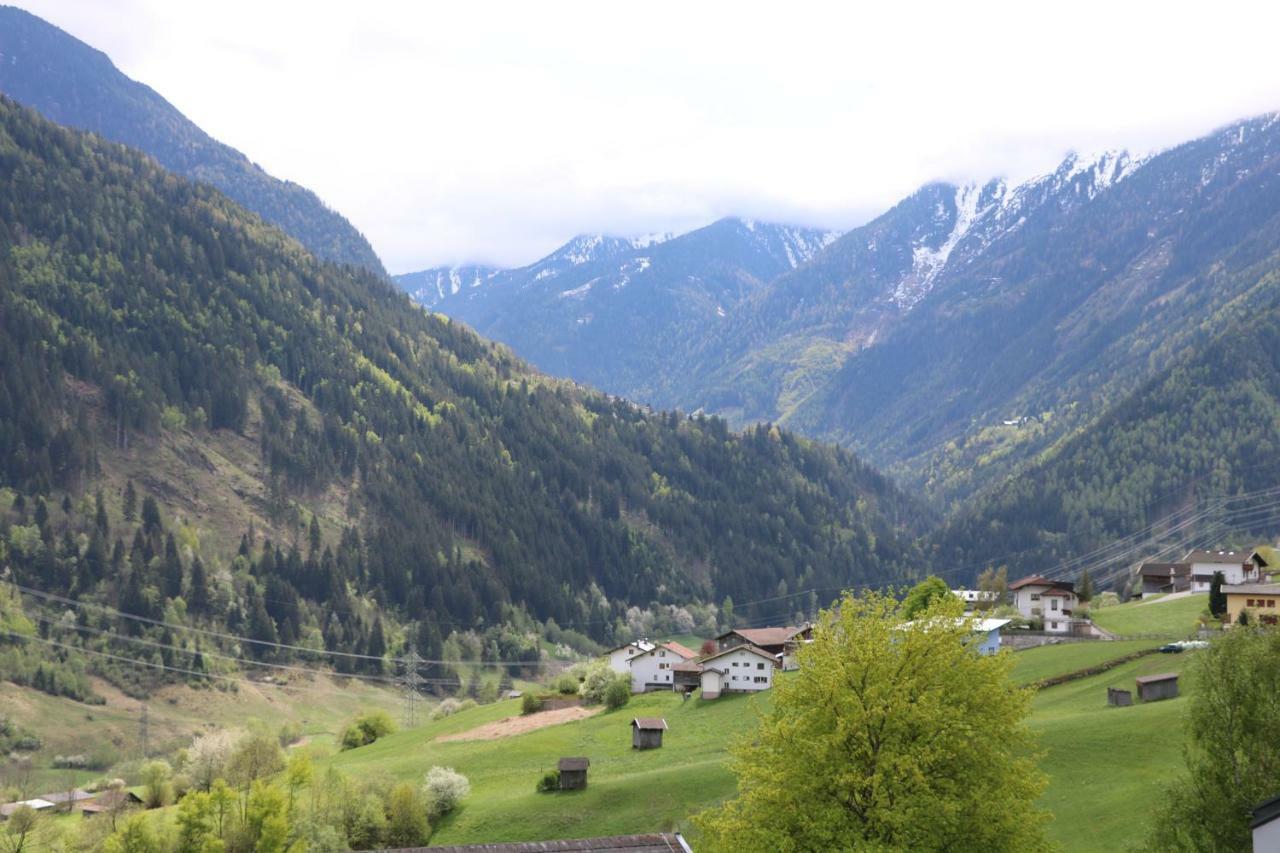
17,1,1280,273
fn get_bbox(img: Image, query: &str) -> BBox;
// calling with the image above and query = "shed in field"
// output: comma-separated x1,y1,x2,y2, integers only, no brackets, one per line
1106,687,1133,707
1136,673,1179,702
631,717,667,750
557,757,589,790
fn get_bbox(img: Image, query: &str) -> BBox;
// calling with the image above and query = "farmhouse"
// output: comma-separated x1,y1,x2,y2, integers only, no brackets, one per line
1138,562,1191,597
714,625,811,658
1221,583,1280,627
602,639,656,674
1009,576,1078,633
698,644,775,699
628,641,698,693
630,717,667,749
39,790,94,812
557,757,589,790
1184,549,1263,592
79,790,143,817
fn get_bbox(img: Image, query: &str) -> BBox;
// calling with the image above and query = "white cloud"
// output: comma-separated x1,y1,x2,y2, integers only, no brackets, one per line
17,0,1280,272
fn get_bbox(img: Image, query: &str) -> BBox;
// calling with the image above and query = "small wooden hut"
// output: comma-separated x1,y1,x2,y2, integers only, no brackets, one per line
1135,673,1179,702
557,757,589,790
1106,687,1133,707
631,717,668,750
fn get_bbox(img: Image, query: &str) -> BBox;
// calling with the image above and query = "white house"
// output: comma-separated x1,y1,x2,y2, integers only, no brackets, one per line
603,639,656,675
697,645,775,699
628,641,698,692
1185,550,1260,592
1009,575,1078,633
952,588,997,613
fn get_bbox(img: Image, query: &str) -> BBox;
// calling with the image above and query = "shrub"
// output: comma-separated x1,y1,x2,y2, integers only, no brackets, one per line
577,661,617,705
604,677,631,710
430,698,463,720
339,709,396,750
423,766,470,819
552,673,579,695
277,721,303,747
385,782,430,847
536,770,561,793
140,759,174,808
521,693,544,715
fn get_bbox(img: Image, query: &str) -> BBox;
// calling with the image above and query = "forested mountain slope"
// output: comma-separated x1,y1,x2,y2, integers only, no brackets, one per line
930,298,1280,577
0,96,923,686
408,218,837,402
0,5,387,276
648,115,1280,506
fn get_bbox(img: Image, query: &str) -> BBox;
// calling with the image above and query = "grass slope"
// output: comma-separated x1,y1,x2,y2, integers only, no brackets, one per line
1090,594,1210,638
1033,650,1198,852
1011,639,1159,685
320,690,770,844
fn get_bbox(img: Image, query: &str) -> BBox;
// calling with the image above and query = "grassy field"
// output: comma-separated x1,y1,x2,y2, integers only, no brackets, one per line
319,689,766,844
5,633,1202,850
1011,639,1159,684
1034,649,1197,851
1090,593,1210,637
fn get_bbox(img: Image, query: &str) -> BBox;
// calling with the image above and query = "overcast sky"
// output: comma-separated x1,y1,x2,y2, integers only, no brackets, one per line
17,1,1280,272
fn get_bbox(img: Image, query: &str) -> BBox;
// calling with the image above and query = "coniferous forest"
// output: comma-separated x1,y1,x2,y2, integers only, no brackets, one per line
0,95,925,694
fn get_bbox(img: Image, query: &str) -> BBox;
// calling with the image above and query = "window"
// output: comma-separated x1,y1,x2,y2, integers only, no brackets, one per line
1265,615,1278,626
757,662,765,670
1030,593,1041,601
754,676,768,683
1031,607,1042,616
732,661,739,667
1050,622,1059,630
1270,600,1277,608
659,650,666,657
1248,599,1256,607
1051,598,1060,611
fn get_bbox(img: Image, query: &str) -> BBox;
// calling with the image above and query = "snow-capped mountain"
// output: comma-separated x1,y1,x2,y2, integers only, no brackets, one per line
401,217,840,396
394,264,504,308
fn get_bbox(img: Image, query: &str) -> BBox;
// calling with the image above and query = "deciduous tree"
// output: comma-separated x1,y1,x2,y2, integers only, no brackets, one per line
694,591,1052,851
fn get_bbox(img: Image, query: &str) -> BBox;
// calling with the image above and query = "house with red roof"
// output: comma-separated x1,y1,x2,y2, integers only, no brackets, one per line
1009,575,1078,633
627,640,699,693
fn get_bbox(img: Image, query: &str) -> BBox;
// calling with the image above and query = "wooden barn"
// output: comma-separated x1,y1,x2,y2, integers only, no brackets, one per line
1135,673,1179,702
631,717,667,750
557,757,589,790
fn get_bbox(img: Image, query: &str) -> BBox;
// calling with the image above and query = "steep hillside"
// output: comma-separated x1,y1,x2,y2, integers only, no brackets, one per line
418,219,837,400
930,301,1280,577
0,95,923,681
0,4,386,276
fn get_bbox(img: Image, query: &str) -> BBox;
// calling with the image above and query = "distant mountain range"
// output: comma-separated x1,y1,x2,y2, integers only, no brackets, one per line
395,218,837,400
0,4,387,276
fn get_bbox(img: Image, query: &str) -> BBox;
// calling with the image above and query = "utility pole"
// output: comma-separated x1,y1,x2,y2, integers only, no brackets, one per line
139,704,149,759
399,645,425,727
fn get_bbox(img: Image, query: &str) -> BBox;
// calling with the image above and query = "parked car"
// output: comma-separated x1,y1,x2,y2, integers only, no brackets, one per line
1157,643,1183,654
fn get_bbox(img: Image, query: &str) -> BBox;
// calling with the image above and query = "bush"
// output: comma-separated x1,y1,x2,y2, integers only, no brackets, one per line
552,673,579,695
577,661,617,705
536,770,561,793
339,709,396,750
423,766,470,819
521,693,544,715
604,677,631,710
430,698,463,720
277,721,303,747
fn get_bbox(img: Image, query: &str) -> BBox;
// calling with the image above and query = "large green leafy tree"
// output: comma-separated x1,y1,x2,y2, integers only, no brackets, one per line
1140,627,1280,851
901,575,951,618
694,591,1053,852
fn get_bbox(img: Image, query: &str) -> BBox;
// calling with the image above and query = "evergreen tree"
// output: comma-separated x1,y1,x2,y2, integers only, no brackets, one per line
122,478,137,522
188,556,211,617
1209,571,1227,617
94,490,109,537
1077,568,1095,603
141,495,162,535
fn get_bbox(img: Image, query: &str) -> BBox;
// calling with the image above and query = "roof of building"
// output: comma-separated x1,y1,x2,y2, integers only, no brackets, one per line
699,643,777,666
1224,583,1280,596
1139,562,1190,577
1252,793,1280,830
671,660,702,673
386,833,693,853
1135,673,1179,685
39,790,94,804
716,626,806,647
603,640,656,655
631,717,668,731
1009,575,1075,592
1184,549,1250,564
660,641,698,660
0,799,56,817
557,757,590,772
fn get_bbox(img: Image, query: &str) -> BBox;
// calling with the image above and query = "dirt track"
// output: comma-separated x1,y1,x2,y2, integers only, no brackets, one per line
436,705,602,742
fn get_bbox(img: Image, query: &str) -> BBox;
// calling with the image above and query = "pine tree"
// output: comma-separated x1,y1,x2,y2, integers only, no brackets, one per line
188,557,211,617
94,490,109,537
122,479,137,522
140,495,161,535
1209,571,1227,617
1077,568,1095,603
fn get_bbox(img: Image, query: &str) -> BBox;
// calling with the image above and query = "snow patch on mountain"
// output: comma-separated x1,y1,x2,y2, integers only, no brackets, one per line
893,184,987,309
